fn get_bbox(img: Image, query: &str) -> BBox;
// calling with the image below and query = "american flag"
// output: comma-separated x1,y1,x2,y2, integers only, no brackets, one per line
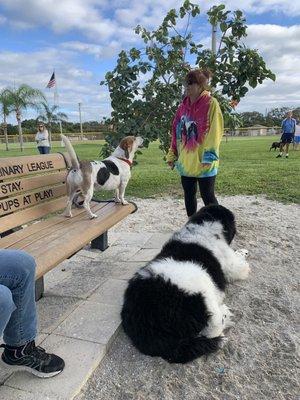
46,72,56,88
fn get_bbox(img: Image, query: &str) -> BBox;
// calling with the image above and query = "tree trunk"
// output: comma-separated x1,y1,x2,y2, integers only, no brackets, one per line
49,127,52,146
3,114,9,151
16,110,23,151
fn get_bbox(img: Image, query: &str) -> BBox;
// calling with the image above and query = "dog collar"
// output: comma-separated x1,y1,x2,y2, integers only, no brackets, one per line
117,157,133,167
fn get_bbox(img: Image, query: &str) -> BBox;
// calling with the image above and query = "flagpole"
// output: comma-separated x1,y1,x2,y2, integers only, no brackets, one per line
55,71,64,147
54,69,58,107
53,69,63,139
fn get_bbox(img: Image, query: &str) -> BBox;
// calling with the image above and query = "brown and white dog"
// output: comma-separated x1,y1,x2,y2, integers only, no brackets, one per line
61,134,143,219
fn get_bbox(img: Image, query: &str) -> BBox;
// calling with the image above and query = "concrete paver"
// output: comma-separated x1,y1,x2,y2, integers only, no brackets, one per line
90,261,142,280
53,301,121,345
112,232,152,247
0,386,59,400
130,247,160,262
38,295,81,334
143,232,172,249
89,279,128,306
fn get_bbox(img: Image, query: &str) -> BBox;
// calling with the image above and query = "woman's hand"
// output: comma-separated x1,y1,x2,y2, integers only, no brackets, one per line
167,161,175,170
201,163,211,168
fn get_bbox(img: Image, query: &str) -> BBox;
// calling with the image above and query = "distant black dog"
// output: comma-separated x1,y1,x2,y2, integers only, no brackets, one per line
269,141,281,151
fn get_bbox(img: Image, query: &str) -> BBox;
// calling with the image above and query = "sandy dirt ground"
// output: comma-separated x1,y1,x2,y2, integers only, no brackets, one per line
77,196,300,400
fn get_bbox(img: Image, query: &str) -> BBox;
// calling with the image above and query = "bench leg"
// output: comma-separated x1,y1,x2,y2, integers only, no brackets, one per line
91,231,108,251
35,277,44,301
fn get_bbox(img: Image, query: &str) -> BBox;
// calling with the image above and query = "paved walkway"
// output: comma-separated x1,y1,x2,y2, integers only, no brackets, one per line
0,232,171,400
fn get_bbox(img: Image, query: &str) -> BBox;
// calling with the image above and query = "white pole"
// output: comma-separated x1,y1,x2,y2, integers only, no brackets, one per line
54,69,58,107
52,69,63,146
79,102,83,140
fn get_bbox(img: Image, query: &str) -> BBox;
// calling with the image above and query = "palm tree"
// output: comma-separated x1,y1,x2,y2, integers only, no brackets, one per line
0,90,13,151
4,84,45,151
37,102,68,143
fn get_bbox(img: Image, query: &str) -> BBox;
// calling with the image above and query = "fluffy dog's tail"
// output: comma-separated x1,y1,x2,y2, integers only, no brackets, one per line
165,335,222,364
61,134,80,170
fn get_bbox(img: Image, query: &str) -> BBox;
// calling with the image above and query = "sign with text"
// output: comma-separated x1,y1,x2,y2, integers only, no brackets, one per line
0,154,66,181
0,171,67,199
0,185,66,216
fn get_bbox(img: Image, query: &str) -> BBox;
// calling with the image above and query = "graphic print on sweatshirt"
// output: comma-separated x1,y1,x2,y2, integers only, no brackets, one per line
176,114,209,152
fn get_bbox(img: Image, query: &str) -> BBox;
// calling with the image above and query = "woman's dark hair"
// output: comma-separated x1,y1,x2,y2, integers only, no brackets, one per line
185,69,212,89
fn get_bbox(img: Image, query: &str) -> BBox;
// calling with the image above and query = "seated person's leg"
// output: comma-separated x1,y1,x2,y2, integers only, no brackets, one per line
0,249,65,378
0,284,16,338
0,249,37,346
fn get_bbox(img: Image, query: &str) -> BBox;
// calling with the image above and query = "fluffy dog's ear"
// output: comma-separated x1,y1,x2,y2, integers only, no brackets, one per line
190,204,236,244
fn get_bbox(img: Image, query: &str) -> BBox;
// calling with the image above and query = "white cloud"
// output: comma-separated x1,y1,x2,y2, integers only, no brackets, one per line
2,0,298,47
61,41,122,59
235,24,300,112
0,0,115,40
0,14,7,25
200,0,300,15
0,48,110,122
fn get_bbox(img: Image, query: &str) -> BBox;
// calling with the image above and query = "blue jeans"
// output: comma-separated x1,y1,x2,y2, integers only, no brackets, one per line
0,250,37,346
37,146,50,154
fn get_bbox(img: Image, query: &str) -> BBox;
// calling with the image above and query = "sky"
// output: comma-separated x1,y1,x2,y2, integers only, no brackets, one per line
0,0,299,123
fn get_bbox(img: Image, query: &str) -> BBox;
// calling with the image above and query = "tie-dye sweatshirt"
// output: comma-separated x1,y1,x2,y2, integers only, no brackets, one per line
166,91,224,178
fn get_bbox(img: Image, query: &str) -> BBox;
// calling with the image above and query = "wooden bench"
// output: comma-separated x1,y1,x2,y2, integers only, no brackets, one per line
0,153,136,299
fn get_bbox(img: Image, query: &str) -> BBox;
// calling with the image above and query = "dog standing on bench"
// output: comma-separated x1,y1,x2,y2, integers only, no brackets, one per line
61,134,143,219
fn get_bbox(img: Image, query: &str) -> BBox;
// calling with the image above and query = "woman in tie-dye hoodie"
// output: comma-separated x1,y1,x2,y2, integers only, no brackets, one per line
166,69,224,216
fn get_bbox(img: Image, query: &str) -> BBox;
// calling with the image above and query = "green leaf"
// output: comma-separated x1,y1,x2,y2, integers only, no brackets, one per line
220,22,227,32
269,72,276,81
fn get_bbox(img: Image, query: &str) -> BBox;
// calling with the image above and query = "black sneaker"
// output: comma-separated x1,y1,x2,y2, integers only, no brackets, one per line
276,154,282,158
0,341,65,378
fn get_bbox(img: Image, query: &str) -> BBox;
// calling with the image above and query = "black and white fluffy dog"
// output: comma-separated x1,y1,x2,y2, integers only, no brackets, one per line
121,205,250,364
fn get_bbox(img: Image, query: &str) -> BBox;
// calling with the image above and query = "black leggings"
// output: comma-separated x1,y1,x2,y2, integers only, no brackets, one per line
181,175,218,217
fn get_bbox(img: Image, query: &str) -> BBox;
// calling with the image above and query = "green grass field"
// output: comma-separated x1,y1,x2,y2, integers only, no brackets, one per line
0,136,299,203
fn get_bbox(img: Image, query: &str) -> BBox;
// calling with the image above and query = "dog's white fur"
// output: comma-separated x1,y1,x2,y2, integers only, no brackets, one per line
173,221,250,282
61,134,143,219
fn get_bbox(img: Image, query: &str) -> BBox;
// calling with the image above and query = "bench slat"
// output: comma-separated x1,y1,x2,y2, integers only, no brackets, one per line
0,196,67,234
0,154,67,181
3,202,108,250
0,171,67,199
0,184,66,217
33,202,135,279
21,202,116,255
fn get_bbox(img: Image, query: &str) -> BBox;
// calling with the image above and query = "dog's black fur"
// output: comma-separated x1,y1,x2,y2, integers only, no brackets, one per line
155,241,226,291
269,141,281,151
121,205,236,364
95,160,120,186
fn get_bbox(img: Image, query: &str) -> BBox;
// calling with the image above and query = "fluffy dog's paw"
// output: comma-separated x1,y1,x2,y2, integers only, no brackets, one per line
121,200,129,205
114,197,122,203
90,213,98,219
221,305,235,329
62,211,72,218
235,248,249,258
219,336,229,349
238,260,251,280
